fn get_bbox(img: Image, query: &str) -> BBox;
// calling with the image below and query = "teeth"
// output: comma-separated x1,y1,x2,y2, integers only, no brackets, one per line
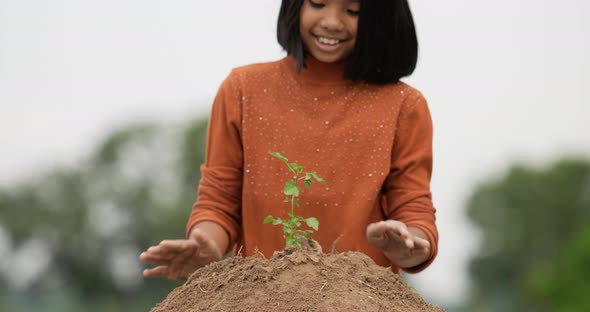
317,37,340,45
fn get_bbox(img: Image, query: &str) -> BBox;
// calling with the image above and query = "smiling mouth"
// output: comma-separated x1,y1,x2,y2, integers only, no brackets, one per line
315,36,345,46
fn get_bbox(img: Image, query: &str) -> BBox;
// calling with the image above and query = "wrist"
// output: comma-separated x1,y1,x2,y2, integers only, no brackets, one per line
192,221,230,256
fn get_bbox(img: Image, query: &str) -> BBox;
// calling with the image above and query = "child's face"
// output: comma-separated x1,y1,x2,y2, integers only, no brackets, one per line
299,0,360,64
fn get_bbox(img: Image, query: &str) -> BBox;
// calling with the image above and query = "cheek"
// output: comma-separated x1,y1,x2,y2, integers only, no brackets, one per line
299,20,309,33
351,20,359,36
299,5,313,32
299,18,312,36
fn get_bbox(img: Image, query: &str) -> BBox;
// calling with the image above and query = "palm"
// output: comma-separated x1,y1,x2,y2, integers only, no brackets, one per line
163,241,202,280
366,220,430,268
367,222,411,252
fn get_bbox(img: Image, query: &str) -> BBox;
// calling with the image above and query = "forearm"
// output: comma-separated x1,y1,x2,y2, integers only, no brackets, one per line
190,221,230,255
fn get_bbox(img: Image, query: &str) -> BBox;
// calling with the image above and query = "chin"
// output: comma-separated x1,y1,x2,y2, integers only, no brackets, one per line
312,53,346,64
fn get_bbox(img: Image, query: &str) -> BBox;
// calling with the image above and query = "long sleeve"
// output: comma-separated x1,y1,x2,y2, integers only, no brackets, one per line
186,72,244,252
181,57,437,269
383,91,438,273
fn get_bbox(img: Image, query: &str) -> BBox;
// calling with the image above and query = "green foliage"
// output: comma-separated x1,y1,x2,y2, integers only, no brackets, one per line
526,224,590,312
0,118,210,311
465,158,590,311
179,119,209,187
263,151,326,247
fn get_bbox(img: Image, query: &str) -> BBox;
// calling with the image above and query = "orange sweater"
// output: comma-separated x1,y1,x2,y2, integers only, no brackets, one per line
187,56,438,273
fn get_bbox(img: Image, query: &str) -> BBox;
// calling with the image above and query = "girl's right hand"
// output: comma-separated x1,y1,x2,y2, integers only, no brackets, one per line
139,228,223,280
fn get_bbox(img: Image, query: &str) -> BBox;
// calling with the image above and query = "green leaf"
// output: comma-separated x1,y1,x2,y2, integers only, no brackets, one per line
294,199,300,208
269,151,288,162
304,179,312,188
283,198,290,203
283,226,293,234
310,172,326,184
286,236,296,247
272,218,283,225
305,217,319,231
288,211,295,218
288,163,299,173
283,180,300,196
263,215,274,224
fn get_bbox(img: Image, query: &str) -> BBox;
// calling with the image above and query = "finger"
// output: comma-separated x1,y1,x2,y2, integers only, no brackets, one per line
140,252,175,265
190,228,203,241
159,239,197,253
146,244,179,255
406,238,414,249
368,228,386,241
146,245,162,253
368,221,412,252
191,229,209,247
381,228,412,251
387,227,414,249
145,245,182,259
385,221,413,248
369,221,399,236
413,236,430,250
143,265,169,278
401,235,414,249
384,220,409,238
366,222,386,240
376,222,409,248
410,246,430,258
367,224,389,250
383,227,407,243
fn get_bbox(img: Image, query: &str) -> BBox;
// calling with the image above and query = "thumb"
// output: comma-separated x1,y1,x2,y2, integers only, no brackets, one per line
366,222,385,238
191,228,214,249
366,223,386,245
191,228,223,259
366,222,377,236
190,228,204,243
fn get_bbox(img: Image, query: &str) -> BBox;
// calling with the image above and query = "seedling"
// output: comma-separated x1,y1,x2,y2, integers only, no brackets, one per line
263,151,326,247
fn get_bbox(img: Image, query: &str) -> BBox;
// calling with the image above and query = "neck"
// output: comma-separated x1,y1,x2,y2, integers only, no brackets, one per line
287,55,349,85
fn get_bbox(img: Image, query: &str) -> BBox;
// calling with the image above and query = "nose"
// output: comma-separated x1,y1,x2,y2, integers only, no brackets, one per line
319,9,345,32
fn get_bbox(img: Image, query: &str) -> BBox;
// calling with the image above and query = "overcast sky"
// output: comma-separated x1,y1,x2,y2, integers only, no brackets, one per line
1,0,589,307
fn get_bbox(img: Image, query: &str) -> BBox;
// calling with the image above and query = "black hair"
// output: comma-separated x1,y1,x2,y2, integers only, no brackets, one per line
277,0,418,85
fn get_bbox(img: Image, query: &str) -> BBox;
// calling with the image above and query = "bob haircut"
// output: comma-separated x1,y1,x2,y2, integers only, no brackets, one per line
277,0,418,85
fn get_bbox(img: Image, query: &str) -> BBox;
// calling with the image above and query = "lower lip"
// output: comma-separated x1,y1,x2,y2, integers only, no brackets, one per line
313,37,341,52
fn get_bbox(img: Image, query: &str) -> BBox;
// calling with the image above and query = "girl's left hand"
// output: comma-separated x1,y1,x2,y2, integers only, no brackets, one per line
366,220,430,269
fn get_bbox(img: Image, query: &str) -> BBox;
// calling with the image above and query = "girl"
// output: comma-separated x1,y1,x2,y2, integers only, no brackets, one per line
140,0,438,280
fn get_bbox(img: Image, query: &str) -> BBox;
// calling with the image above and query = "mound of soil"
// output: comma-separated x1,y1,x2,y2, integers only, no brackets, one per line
152,241,443,312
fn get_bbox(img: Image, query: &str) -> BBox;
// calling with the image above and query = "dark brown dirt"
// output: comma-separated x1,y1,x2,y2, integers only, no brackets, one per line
151,240,444,312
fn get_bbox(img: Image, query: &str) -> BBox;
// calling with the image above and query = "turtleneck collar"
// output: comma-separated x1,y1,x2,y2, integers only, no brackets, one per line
282,55,352,86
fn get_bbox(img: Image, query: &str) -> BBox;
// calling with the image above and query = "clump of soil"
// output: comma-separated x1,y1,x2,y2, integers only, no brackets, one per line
152,240,443,312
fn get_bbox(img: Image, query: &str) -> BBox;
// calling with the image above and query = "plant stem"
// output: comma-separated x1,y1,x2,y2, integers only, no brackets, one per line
291,175,298,214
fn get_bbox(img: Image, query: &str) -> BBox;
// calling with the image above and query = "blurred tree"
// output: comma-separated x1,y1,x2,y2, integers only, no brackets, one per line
465,158,590,311
526,223,590,312
0,117,209,311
